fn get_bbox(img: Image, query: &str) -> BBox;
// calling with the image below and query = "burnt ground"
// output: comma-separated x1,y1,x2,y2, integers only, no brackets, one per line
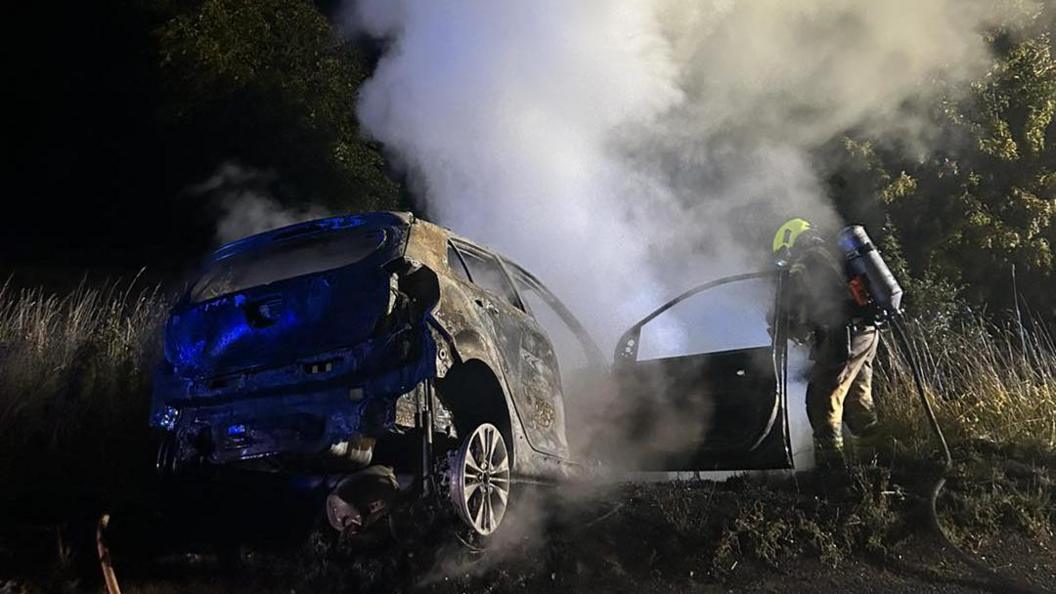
2,445,1054,594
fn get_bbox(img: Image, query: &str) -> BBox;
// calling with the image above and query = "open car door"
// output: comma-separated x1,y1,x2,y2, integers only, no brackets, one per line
613,271,793,471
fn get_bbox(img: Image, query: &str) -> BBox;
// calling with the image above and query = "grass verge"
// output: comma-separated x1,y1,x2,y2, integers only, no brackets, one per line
0,282,1052,591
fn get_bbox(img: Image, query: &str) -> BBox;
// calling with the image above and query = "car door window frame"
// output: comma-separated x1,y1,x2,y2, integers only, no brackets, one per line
447,241,473,283
613,271,780,363
448,239,526,312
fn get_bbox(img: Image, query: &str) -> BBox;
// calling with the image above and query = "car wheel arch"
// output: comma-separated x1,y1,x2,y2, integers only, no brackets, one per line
435,358,518,469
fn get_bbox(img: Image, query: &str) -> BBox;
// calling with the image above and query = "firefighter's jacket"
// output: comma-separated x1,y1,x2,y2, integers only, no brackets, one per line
788,243,863,362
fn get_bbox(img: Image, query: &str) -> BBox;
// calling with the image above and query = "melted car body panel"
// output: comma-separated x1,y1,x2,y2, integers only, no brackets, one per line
443,239,575,461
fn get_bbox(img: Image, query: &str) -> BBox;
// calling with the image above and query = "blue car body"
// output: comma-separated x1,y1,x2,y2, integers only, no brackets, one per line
151,211,600,484
151,212,440,465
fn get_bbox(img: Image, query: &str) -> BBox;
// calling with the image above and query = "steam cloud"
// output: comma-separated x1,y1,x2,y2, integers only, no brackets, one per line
345,0,1020,482
350,0,1017,349
193,162,332,244
348,0,1016,470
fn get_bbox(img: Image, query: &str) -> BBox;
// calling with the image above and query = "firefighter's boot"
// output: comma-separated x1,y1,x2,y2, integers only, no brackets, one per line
813,435,847,474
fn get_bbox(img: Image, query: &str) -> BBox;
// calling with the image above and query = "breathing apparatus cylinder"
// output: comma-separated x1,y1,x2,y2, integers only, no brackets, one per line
837,225,904,318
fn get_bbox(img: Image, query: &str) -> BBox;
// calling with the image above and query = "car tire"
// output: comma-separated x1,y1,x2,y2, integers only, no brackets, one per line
448,422,511,537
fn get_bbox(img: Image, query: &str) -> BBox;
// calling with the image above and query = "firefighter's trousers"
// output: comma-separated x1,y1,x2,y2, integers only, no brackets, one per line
806,325,880,449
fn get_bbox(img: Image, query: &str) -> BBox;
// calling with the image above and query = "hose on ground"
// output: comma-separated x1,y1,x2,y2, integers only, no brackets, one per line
891,316,1038,594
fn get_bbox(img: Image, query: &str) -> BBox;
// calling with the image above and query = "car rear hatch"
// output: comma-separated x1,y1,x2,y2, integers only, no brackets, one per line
165,212,411,383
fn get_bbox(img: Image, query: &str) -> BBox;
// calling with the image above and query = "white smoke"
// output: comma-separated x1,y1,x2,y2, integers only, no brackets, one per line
346,1,1025,480
353,1,693,351
191,162,332,244
349,0,1019,350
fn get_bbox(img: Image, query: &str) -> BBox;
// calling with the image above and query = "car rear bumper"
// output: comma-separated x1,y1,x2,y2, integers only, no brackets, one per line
166,386,374,464
152,327,438,466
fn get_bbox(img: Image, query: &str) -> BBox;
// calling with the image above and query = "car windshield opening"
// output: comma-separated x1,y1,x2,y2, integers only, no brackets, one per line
190,227,387,303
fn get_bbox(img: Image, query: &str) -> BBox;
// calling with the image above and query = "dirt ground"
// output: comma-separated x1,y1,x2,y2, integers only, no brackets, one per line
3,465,1053,594
9,534,1051,594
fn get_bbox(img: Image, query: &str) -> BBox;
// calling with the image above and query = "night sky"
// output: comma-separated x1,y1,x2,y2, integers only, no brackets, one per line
4,3,358,290
5,5,188,285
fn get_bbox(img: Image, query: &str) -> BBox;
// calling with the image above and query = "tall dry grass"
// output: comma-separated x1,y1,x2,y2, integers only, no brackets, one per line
875,315,1056,455
0,275,170,516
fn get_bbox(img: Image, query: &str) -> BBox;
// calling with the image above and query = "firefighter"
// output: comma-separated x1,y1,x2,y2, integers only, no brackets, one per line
772,218,881,469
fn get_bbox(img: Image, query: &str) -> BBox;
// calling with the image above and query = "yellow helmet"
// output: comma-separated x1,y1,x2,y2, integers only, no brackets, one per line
772,218,813,254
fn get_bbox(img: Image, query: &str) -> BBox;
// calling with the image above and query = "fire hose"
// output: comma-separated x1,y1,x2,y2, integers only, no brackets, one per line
891,315,1039,594
834,225,1040,592
97,513,121,594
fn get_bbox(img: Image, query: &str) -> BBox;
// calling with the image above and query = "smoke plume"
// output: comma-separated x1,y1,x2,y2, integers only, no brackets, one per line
192,162,332,244
350,0,1016,348
346,1,1023,478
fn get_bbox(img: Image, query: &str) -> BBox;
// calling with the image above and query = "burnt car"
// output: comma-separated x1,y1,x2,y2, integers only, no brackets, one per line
151,212,605,537
151,211,796,539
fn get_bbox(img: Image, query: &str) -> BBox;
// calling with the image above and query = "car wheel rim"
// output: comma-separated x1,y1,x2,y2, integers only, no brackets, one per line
451,423,510,536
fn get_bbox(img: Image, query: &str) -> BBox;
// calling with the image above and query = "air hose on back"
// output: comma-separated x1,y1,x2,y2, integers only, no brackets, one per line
840,227,1038,593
